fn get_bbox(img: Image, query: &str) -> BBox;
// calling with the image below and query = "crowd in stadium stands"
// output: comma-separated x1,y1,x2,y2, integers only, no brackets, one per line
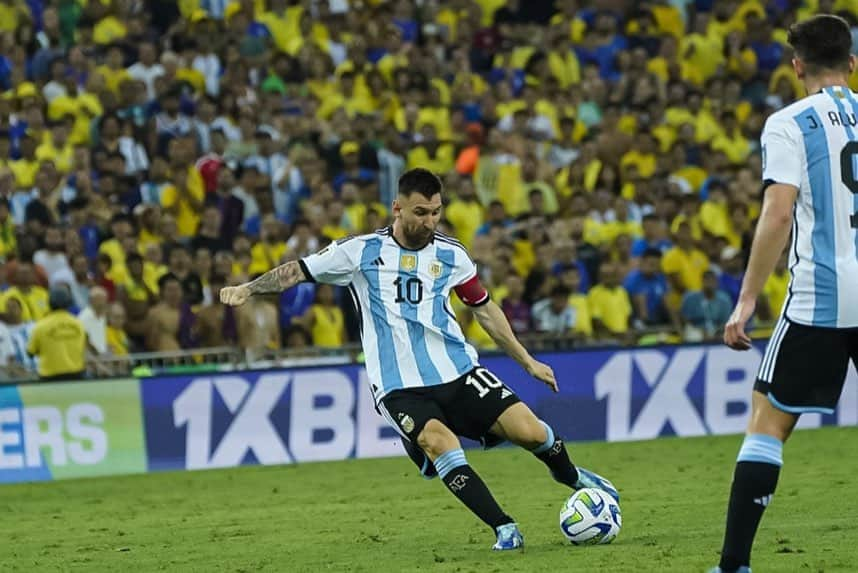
0,0,854,376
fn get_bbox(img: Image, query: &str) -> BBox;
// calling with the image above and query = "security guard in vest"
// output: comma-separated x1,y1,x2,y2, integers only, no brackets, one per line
27,286,87,380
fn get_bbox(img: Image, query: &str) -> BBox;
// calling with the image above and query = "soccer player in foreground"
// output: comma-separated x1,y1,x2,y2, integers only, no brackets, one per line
221,168,618,550
713,15,858,573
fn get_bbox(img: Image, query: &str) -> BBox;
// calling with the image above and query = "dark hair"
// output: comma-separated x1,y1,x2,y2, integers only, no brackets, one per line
642,247,663,259
550,285,571,298
126,252,144,266
49,286,73,311
398,168,443,200
158,272,181,291
788,15,853,74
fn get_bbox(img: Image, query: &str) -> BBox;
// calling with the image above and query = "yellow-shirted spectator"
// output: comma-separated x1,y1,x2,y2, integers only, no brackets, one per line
407,126,455,174
621,135,658,179
510,238,536,279
695,104,722,144
93,13,128,45
250,216,288,275
3,264,49,321
27,287,87,380
9,131,40,188
96,45,132,95
673,164,708,194
0,195,17,260
47,88,103,146
98,215,135,283
550,3,587,43
710,112,751,165
548,41,581,88
298,284,345,348
570,292,593,338
161,167,205,239
797,0,858,22
321,201,351,242
680,28,724,85
588,263,633,336
0,0,30,33
475,0,506,25
700,185,732,238
35,121,75,173
663,221,710,298
446,182,484,249
650,3,684,39
106,303,129,356
725,31,758,81
557,264,594,338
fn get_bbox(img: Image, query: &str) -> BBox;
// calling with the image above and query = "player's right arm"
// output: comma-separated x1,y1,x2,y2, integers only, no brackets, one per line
220,260,309,306
220,239,359,307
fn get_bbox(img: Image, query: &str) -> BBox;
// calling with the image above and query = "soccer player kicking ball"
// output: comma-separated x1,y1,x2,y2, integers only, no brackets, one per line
221,168,618,550
713,15,858,573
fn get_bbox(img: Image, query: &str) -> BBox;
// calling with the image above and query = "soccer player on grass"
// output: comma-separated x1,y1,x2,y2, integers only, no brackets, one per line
713,15,858,573
221,168,618,550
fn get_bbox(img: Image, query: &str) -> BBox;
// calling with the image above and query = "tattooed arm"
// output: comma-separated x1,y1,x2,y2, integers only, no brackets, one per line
220,260,309,306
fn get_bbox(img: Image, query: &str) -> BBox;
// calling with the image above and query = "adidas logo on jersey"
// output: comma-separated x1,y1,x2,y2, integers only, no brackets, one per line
500,389,513,399
754,494,773,507
370,257,385,266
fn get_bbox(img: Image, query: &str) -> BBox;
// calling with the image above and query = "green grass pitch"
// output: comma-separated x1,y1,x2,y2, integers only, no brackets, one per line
1,427,856,572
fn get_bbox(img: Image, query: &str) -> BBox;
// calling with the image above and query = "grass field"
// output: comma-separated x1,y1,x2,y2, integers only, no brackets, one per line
1,427,856,573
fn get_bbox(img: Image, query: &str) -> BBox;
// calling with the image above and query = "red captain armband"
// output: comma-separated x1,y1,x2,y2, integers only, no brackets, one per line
454,274,490,307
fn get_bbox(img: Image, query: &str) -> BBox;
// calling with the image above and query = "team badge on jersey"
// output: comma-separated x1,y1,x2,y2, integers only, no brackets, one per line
429,261,443,278
400,254,417,271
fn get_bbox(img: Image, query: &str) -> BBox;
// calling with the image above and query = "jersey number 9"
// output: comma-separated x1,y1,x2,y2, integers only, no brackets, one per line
840,142,858,228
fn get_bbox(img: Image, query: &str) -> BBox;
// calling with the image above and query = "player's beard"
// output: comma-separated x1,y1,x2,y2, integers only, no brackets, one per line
404,225,434,248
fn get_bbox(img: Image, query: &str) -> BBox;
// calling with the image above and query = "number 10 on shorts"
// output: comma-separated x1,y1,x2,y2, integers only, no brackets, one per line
466,367,506,398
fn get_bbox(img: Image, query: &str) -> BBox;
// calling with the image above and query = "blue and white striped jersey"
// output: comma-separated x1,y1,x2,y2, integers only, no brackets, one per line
301,228,481,403
762,86,858,328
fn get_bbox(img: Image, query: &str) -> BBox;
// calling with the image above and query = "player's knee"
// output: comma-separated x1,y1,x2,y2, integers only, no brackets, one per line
417,419,459,458
748,392,797,442
503,409,550,450
519,418,550,450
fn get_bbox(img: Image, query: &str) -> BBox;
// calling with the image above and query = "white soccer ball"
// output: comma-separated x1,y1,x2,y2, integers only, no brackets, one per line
559,488,622,545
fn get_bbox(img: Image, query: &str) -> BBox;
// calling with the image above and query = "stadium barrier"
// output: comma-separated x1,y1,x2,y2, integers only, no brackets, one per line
1,340,855,484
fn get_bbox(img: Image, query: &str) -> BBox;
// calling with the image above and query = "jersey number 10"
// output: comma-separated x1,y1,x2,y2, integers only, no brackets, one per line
840,142,858,228
393,276,424,304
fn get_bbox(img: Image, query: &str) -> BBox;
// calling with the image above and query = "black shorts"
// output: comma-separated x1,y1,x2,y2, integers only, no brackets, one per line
379,366,521,446
755,318,858,414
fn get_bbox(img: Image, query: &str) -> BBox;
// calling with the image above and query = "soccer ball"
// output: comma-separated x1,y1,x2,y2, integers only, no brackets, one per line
559,488,622,545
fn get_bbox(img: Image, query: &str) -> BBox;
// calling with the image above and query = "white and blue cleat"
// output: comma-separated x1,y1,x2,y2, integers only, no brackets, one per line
707,567,751,573
575,467,620,503
492,523,524,551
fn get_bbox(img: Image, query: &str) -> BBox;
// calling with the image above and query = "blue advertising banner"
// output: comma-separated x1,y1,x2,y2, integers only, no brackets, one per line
140,342,858,473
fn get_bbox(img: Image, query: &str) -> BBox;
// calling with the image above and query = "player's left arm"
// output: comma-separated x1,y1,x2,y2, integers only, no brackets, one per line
467,294,559,392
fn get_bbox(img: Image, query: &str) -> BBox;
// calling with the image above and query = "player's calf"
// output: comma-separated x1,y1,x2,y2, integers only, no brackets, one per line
433,447,516,535
530,420,580,488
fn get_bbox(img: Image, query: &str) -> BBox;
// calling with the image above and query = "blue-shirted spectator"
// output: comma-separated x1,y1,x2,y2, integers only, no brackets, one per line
623,248,671,326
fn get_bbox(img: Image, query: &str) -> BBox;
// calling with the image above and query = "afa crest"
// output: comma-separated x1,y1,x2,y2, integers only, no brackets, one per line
429,261,443,278
400,254,417,271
